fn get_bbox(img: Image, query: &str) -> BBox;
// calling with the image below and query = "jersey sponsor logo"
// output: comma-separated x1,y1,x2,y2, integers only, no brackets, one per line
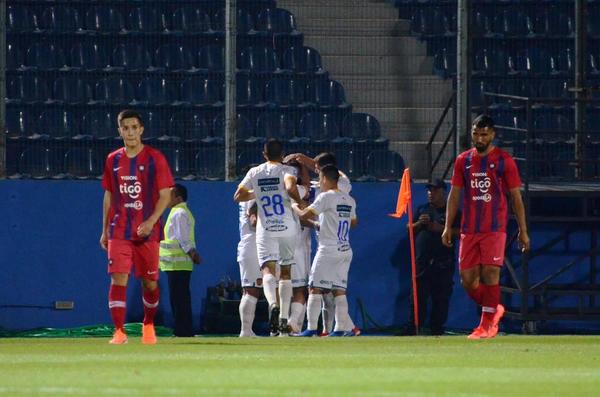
471,174,492,193
257,178,280,186
120,175,137,181
260,185,279,192
472,193,492,202
266,224,288,232
336,205,352,212
124,200,144,210
120,181,142,199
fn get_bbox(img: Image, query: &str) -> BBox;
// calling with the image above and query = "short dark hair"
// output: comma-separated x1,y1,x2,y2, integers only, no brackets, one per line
264,139,283,161
472,114,494,130
285,159,304,185
118,109,144,127
173,183,188,202
320,164,340,183
315,152,337,168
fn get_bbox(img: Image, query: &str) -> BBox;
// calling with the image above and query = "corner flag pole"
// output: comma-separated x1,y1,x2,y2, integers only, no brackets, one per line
388,168,420,334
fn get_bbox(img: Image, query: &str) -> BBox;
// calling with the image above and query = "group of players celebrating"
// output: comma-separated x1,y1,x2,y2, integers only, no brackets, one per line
233,141,360,337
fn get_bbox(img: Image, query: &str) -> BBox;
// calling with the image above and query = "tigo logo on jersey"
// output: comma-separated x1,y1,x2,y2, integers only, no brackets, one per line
471,172,492,202
120,180,142,199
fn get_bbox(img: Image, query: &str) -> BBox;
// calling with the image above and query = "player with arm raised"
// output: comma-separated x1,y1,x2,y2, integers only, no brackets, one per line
233,139,304,336
293,165,359,337
100,109,174,345
442,114,530,339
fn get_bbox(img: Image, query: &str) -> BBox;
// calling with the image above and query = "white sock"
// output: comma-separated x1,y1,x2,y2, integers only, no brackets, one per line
262,273,278,308
322,292,335,333
297,303,306,331
307,294,323,331
278,280,293,320
333,295,351,332
288,302,304,332
239,294,257,335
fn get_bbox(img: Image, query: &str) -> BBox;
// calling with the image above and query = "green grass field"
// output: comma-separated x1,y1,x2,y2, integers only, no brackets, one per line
1,336,599,397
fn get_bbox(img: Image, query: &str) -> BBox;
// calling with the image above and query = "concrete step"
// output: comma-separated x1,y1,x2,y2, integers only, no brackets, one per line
297,19,410,37
277,3,395,19
389,141,455,180
303,35,425,56
322,55,433,75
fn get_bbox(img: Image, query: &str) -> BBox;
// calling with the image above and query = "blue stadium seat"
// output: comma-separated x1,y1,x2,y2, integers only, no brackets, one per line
128,7,167,33
237,150,265,174
305,80,350,110
18,147,64,179
69,43,109,71
281,46,325,75
135,77,179,106
195,146,225,180
433,48,456,78
94,77,135,105
256,112,295,140
535,8,573,37
7,5,38,33
341,113,383,141
7,75,50,105
298,113,339,141
85,6,125,33
212,8,254,34
64,148,102,179
39,6,81,33
265,78,306,109
494,113,522,143
24,43,67,71
470,79,496,110
6,109,37,139
551,48,572,76
139,110,163,141
7,42,23,71
169,113,211,142
162,146,191,178
473,48,508,76
237,76,266,108
180,78,224,108
213,114,255,142
256,8,300,36
53,77,92,105
411,8,441,36
589,7,600,38
81,110,116,139
364,150,405,182
171,8,211,33
472,10,492,37
538,80,571,99
155,44,196,72
509,49,551,76
111,43,153,71
197,45,224,71
534,113,574,141
492,10,532,37
238,46,280,73
38,109,78,139
588,53,600,76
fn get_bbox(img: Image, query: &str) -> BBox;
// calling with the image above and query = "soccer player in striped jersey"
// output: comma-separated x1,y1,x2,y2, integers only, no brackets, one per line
100,109,174,345
443,114,530,339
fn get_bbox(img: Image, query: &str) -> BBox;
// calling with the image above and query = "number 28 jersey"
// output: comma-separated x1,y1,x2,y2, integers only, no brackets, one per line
309,189,356,250
239,162,299,238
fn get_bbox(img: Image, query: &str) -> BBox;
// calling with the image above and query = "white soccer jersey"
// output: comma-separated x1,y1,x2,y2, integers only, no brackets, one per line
311,172,352,197
237,200,256,261
292,185,311,287
240,162,299,238
309,189,356,250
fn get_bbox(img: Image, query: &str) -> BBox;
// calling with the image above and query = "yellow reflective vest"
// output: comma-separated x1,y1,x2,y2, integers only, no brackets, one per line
159,203,195,272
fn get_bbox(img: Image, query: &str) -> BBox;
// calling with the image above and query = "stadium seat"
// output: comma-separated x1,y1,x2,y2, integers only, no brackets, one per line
265,78,306,109
7,5,38,33
162,147,191,179
18,147,64,179
238,46,280,73
169,113,211,142
135,77,179,106
212,8,255,34
364,150,405,182
213,113,255,142
6,109,37,139
197,45,225,71
38,109,78,140
341,113,383,141
7,42,23,71
433,48,456,78
81,110,116,139
127,7,167,33
255,8,300,36
39,6,81,33
7,75,50,105
472,10,492,37
24,43,67,71
282,46,325,76
69,43,109,71
155,44,196,72
298,113,339,141
111,43,153,71
171,8,211,33
492,10,532,37
256,112,296,140
53,77,92,105
180,77,224,108
538,80,571,99
534,113,574,141
237,76,266,109
64,148,102,179
195,146,225,180
474,48,508,76
588,7,600,38
537,8,574,37
509,49,551,76
85,6,126,33
94,77,135,105
237,150,265,174
411,8,443,36
551,48,573,76
305,79,350,110
139,110,163,141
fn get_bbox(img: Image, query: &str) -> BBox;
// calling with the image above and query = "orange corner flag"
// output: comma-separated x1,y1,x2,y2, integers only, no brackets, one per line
388,168,411,218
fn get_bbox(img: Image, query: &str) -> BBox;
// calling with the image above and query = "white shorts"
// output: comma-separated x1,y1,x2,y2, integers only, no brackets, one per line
292,232,311,288
256,234,297,267
309,246,353,290
237,240,262,288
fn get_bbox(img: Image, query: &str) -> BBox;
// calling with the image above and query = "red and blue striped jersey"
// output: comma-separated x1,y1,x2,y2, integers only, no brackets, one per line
102,145,174,242
451,147,521,234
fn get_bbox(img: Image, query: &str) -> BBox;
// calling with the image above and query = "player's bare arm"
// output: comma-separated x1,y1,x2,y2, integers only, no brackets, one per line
350,218,358,229
284,153,316,171
100,190,111,250
509,187,530,252
442,186,461,247
292,203,317,221
285,174,305,208
137,187,171,237
233,185,255,202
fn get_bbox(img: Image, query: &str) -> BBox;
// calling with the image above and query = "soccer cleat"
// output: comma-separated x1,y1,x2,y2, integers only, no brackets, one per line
239,331,257,338
109,328,128,344
328,330,356,337
319,331,330,337
141,324,157,345
278,319,291,337
352,326,362,336
467,325,489,340
487,304,506,338
295,329,319,337
268,303,280,336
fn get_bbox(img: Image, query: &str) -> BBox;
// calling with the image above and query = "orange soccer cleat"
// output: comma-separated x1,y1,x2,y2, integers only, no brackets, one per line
142,324,157,345
109,328,128,345
487,304,506,338
467,325,489,340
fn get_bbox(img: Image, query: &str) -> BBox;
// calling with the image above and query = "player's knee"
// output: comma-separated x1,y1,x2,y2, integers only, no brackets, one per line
142,279,158,291
309,287,323,295
111,273,129,287
280,266,291,279
332,289,346,297
460,276,478,291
